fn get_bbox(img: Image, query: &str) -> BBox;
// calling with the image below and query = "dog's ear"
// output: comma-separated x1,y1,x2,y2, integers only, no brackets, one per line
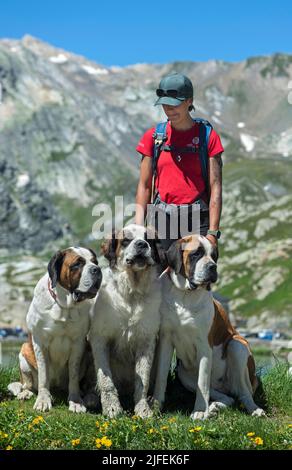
101,231,118,268
87,247,98,264
48,250,65,288
166,241,182,274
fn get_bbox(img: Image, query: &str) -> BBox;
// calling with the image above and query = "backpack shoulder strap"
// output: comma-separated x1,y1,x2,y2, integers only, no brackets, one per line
193,118,213,201
152,121,168,177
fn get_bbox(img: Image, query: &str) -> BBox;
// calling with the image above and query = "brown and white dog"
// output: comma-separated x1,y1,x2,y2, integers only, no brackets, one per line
89,224,162,418
8,247,102,413
153,234,265,419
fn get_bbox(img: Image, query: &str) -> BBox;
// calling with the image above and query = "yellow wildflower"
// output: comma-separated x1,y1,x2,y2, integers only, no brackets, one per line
6,445,13,451
161,425,169,431
0,432,9,438
288,424,292,428
189,426,202,433
132,415,139,420
95,421,100,428
247,432,255,437
32,416,44,426
71,438,81,447
132,425,138,432
148,428,155,434
95,438,102,449
14,432,20,438
254,437,263,446
101,436,112,448
168,417,176,423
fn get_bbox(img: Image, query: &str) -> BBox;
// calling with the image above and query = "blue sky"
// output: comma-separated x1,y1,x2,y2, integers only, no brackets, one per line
0,0,291,66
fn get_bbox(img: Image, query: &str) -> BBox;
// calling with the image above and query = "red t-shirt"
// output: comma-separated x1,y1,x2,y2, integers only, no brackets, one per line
136,121,224,204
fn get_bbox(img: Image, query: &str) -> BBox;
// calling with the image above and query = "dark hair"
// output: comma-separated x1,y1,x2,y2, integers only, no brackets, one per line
188,103,195,112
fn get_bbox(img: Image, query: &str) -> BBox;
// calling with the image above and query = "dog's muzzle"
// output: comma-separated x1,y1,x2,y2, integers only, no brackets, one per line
73,266,102,302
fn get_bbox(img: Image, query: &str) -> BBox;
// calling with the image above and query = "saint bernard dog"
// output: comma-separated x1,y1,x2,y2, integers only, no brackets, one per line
8,247,102,413
89,224,162,418
153,234,265,419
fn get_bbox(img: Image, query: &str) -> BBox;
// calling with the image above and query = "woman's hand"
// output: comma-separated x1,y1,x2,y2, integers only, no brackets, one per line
206,234,218,246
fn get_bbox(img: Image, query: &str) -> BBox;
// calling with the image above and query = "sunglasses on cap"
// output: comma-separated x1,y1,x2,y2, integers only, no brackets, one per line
156,89,184,99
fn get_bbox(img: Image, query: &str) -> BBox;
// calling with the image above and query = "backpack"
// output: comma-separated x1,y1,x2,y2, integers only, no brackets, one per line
152,118,213,202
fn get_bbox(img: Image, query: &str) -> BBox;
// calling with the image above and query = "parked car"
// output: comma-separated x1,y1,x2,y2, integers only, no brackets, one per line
257,329,280,340
0,327,28,340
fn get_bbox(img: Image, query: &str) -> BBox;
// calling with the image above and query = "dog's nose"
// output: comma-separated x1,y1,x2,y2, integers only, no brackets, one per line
207,263,216,271
135,239,148,250
207,263,217,282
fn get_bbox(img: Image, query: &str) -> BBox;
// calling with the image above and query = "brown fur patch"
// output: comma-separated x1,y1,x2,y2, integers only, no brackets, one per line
180,235,201,278
208,299,236,353
208,301,258,390
20,337,37,370
101,232,123,267
59,249,85,291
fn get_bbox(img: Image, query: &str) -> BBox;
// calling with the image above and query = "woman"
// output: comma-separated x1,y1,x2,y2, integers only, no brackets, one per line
135,72,223,250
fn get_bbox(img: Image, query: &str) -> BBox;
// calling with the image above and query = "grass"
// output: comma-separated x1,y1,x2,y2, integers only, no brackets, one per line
0,364,292,450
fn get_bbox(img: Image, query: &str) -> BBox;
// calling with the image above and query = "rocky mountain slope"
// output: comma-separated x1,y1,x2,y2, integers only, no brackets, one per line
0,35,291,330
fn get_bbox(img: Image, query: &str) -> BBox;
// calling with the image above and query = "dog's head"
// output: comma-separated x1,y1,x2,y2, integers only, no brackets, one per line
101,224,160,272
48,247,102,301
166,235,218,290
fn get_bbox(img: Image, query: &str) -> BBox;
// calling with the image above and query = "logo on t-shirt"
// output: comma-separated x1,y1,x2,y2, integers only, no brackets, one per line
192,137,199,145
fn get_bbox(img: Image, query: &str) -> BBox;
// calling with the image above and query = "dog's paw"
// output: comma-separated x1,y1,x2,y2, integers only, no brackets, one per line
251,407,266,417
69,400,87,413
190,410,212,421
208,401,228,418
34,392,52,412
135,400,153,419
17,389,34,400
102,397,123,418
7,382,23,397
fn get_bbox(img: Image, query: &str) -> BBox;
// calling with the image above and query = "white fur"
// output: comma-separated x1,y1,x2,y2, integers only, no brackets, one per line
89,224,162,418
154,241,265,419
9,247,100,413
153,273,215,420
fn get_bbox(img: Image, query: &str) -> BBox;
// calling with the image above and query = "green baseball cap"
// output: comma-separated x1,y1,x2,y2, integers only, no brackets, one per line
154,72,194,106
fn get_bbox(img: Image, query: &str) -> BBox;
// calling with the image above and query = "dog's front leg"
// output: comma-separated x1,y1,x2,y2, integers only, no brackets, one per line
191,340,212,421
134,340,156,418
68,339,87,413
152,333,174,410
90,335,123,418
33,339,52,412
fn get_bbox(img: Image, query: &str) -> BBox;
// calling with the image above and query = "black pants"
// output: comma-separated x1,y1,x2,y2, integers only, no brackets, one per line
151,204,209,251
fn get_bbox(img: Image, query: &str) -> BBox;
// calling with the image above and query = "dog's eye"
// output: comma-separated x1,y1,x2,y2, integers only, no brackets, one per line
121,238,131,247
190,247,205,259
70,262,82,271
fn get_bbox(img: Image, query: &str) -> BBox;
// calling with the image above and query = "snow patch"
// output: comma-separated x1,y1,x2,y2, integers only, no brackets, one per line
237,122,245,128
240,133,257,152
214,110,221,116
82,65,108,75
49,54,68,64
16,173,30,188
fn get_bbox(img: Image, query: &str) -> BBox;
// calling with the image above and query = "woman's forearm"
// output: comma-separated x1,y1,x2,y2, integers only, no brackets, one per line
208,183,222,230
135,183,152,225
